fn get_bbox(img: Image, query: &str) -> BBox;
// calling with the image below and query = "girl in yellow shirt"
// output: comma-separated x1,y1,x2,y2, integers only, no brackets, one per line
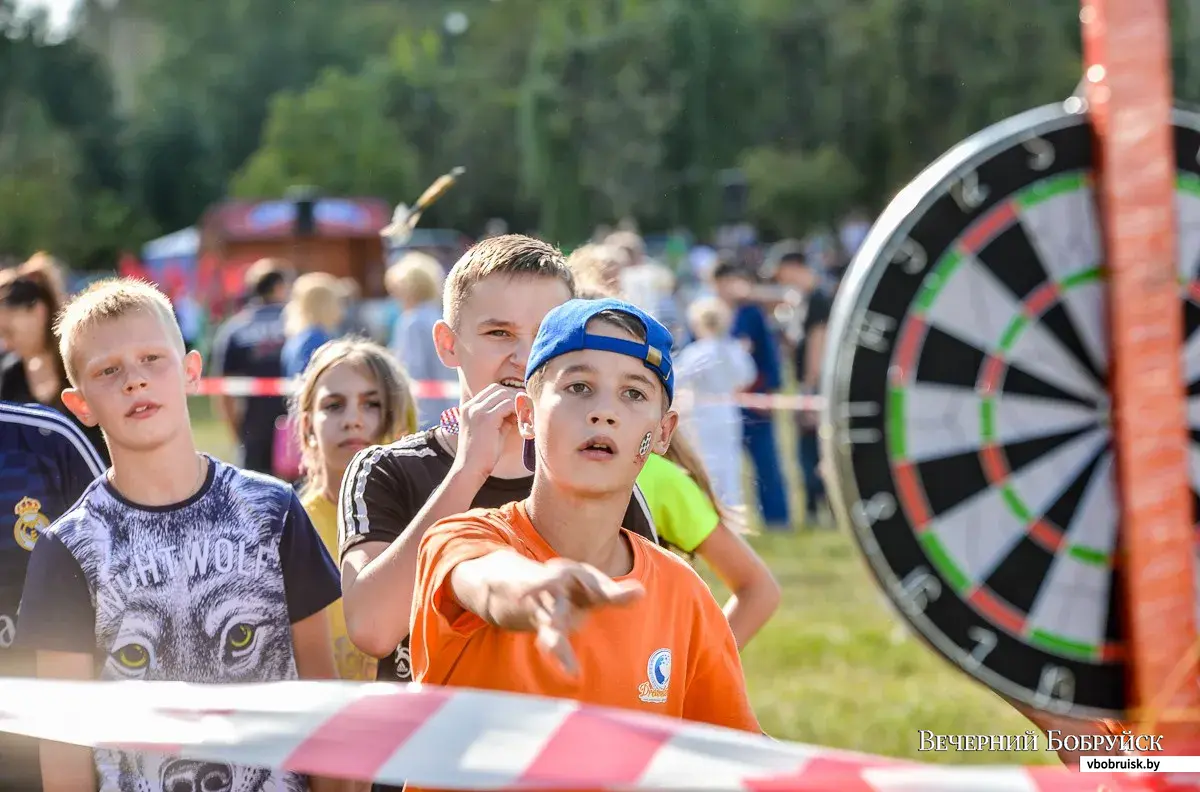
637,435,782,649
290,338,417,682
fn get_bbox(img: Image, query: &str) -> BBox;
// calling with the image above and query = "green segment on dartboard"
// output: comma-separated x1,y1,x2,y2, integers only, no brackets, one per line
1029,629,1096,661
887,386,906,461
1014,171,1087,209
913,251,964,314
918,532,970,593
1178,171,1200,198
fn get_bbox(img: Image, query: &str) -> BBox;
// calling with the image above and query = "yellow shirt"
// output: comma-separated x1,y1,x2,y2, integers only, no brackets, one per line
301,492,378,681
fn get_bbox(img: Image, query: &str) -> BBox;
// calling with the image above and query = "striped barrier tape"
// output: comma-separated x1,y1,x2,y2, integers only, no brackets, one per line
0,678,1169,790
194,377,827,411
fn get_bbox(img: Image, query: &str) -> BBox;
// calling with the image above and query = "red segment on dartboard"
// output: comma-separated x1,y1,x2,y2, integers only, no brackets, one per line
890,315,927,384
959,200,1016,253
891,461,931,532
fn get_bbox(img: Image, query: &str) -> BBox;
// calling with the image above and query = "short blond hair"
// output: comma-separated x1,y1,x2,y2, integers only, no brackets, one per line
443,234,574,327
284,272,344,336
687,296,733,339
54,278,185,386
385,252,443,306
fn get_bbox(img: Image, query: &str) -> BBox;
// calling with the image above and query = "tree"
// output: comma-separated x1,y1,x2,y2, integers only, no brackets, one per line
231,67,417,201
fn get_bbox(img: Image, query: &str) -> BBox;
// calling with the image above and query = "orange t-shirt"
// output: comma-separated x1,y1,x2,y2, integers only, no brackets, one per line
410,500,761,734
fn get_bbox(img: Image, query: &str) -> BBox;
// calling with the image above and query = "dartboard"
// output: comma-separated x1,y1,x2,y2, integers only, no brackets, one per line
822,101,1200,721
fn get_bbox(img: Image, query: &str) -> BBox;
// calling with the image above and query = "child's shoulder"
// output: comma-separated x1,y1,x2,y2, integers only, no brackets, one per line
629,531,706,581
426,502,532,552
216,459,298,504
354,430,447,475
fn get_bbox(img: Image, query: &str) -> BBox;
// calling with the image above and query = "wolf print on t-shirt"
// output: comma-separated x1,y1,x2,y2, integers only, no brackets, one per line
25,459,331,792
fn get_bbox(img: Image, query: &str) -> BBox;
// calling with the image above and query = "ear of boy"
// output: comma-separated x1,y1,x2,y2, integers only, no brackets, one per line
432,320,458,367
61,388,95,427
449,383,523,482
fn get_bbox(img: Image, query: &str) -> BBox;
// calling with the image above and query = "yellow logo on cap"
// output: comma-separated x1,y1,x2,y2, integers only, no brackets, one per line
14,496,50,552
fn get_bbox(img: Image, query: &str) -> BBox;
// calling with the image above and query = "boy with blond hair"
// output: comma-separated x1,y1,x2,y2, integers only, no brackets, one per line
408,298,759,785
338,235,658,695
17,278,341,792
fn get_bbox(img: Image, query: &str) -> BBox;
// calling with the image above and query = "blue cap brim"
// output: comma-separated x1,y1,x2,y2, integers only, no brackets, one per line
523,438,536,472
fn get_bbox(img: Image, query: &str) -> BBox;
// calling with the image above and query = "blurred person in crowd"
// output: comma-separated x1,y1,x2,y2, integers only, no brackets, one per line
774,247,832,527
606,230,685,346
483,218,509,239
711,260,790,531
209,257,292,474
673,296,756,510
0,401,105,790
386,251,457,429
0,253,109,463
566,243,624,297
337,276,372,339
838,208,872,260
282,272,345,378
291,338,418,695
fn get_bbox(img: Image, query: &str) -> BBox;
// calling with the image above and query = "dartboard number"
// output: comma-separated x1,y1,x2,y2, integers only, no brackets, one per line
851,492,897,529
964,627,997,671
834,401,882,446
951,171,989,212
1023,136,1055,171
856,311,896,353
896,566,942,617
1034,665,1077,711
891,238,929,274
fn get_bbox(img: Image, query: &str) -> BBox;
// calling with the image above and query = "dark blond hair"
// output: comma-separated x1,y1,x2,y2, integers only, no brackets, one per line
443,234,574,327
290,338,418,500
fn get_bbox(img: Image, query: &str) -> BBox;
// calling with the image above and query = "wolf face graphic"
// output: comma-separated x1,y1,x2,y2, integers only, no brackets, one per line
59,463,309,792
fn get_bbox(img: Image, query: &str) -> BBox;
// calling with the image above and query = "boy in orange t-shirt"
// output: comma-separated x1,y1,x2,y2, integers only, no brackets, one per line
410,297,760,735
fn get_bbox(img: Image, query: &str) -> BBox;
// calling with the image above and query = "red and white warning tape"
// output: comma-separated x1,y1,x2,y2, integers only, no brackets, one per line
0,678,1167,790
195,377,827,411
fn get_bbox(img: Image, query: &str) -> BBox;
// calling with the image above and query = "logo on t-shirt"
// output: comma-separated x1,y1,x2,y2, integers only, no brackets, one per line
13,496,49,551
639,648,671,704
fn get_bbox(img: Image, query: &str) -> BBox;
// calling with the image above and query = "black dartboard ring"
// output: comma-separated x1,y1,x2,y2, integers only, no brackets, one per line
820,101,1200,721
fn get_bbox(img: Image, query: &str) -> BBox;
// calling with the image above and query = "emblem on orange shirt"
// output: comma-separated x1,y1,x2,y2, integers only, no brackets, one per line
639,648,671,704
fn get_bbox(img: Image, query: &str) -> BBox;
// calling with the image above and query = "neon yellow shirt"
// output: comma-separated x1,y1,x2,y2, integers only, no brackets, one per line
635,453,721,553
301,491,379,681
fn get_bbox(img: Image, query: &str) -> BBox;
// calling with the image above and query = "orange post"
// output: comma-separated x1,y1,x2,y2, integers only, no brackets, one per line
1082,0,1200,743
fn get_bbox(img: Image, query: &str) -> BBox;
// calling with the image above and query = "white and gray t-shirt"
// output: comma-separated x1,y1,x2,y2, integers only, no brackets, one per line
17,455,342,792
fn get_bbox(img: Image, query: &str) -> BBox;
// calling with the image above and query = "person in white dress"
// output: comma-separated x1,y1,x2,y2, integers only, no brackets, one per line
674,296,757,509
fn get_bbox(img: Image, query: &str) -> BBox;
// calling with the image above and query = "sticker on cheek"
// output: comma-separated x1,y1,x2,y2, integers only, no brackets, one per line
638,432,653,457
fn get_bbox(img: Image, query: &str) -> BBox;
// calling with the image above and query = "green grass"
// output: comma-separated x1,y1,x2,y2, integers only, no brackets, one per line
189,397,1051,766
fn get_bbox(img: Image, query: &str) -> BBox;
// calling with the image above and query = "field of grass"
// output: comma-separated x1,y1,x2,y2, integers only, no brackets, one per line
188,397,1053,766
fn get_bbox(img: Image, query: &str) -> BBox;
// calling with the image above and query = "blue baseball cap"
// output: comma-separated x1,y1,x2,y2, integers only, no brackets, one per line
522,298,675,471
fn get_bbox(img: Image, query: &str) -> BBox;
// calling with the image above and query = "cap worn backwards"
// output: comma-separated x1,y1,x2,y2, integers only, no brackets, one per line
521,298,675,472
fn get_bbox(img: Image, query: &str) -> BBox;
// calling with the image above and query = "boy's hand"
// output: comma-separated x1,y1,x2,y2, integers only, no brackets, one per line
511,559,645,676
453,384,521,479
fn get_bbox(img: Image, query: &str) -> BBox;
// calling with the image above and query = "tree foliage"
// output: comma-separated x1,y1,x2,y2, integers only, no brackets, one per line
7,0,1200,265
